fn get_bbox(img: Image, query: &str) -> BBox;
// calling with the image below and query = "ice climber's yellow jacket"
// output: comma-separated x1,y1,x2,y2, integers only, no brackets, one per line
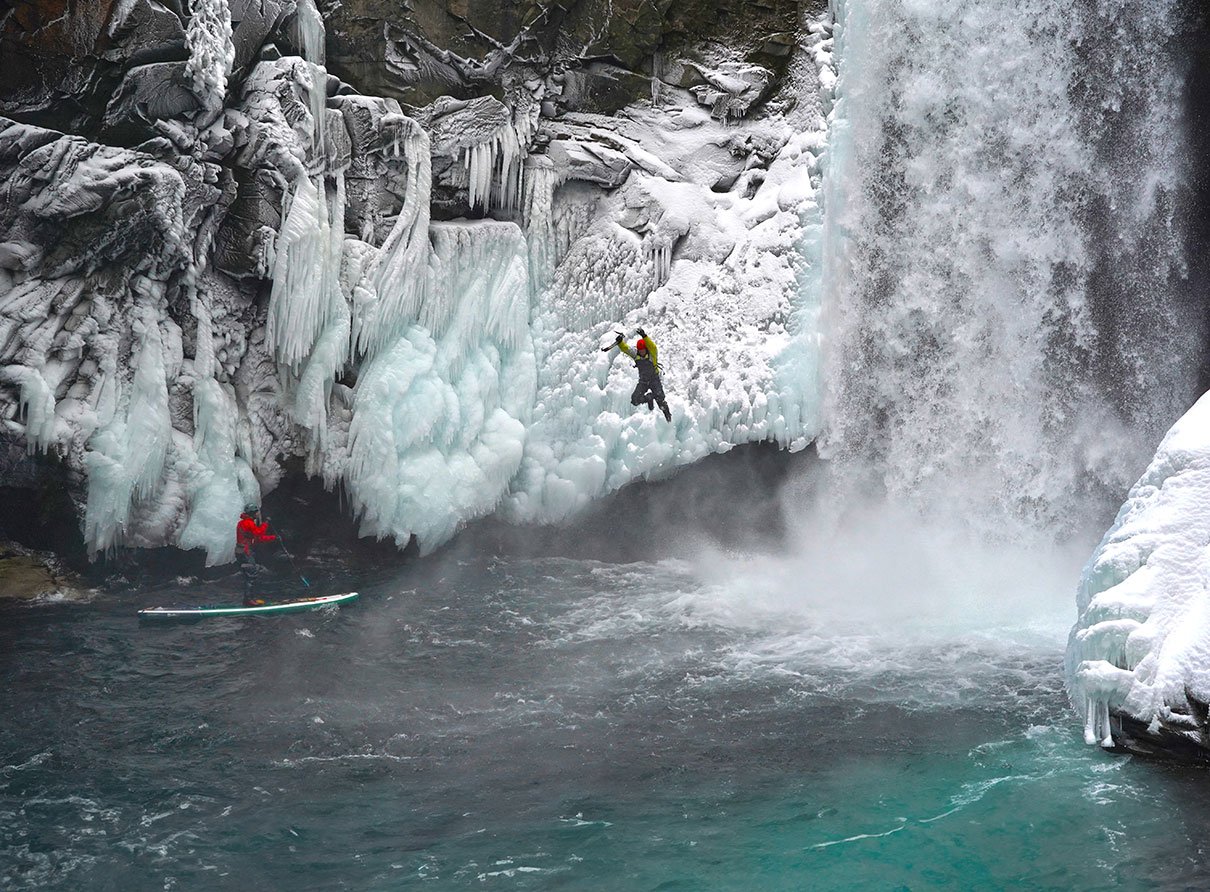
616,336,661,378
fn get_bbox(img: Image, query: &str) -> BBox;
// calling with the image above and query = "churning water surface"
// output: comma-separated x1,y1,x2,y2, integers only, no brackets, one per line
5,530,1210,891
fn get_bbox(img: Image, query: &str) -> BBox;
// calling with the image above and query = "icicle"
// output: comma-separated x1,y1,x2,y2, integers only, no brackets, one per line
360,121,433,357
185,0,234,112
522,156,560,294
190,285,216,380
266,173,345,372
178,377,249,565
1071,657,1135,748
296,0,328,163
1,365,57,453
646,240,672,288
83,308,172,555
265,164,351,460
462,123,524,213
291,172,350,449
1083,697,1098,745
464,140,492,211
423,221,531,374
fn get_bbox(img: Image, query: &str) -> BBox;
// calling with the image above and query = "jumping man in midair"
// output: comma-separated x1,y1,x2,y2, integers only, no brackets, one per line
603,327,672,421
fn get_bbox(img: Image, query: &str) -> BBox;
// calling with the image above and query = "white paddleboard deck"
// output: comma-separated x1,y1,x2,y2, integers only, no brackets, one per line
138,591,359,619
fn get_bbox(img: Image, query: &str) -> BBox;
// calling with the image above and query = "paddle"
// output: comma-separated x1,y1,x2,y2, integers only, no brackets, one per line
262,514,311,588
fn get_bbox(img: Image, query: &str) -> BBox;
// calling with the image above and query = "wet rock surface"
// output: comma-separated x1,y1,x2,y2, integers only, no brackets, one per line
0,541,83,600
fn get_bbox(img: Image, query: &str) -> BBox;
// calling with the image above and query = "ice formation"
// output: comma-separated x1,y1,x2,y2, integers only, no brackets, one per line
1067,393,1210,749
2,365,57,454
688,62,774,121
347,222,535,552
0,0,838,562
504,116,829,524
83,306,173,554
184,0,235,113
463,123,524,212
8,2,1210,773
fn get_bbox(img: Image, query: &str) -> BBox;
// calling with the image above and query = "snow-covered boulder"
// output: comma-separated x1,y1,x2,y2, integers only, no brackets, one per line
688,62,774,121
103,61,206,144
1067,392,1210,758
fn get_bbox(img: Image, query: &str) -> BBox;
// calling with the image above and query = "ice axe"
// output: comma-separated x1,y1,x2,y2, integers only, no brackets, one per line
600,330,624,352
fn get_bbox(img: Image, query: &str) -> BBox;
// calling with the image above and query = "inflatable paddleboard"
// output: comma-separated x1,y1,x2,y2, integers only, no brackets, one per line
138,591,359,619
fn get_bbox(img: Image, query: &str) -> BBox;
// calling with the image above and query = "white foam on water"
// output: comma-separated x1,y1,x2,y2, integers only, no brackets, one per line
509,530,1073,715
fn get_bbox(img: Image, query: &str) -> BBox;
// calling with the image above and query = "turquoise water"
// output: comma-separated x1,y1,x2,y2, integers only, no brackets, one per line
4,547,1210,890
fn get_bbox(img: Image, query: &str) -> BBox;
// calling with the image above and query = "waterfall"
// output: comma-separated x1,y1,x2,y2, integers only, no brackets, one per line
818,0,1206,539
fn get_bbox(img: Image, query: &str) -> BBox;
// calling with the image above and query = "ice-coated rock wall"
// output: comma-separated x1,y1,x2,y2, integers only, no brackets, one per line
0,0,831,562
1068,394,1210,755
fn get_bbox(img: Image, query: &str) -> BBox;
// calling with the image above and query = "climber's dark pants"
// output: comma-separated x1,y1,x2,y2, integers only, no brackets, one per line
631,376,666,408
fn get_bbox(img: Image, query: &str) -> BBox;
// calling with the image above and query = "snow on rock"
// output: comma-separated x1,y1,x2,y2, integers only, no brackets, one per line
422,95,528,213
334,95,414,246
0,1,837,564
1067,392,1210,751
231,57,323,181
501,16,834,524
504,129,827,522
0,117,230,557
185,0,236,114
0,121,206,278
688,62,774,121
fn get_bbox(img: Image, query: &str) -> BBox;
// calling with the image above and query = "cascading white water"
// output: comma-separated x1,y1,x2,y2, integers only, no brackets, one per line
819,0,1205,539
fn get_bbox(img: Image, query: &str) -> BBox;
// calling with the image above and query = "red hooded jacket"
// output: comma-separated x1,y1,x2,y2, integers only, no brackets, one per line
236,515,276,556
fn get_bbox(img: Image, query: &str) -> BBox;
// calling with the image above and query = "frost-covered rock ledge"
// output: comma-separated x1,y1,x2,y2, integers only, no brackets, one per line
0,0,832,567
1067,391,1210,760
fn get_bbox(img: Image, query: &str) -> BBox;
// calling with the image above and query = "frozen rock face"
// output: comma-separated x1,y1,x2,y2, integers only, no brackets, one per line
322,0,800,113
0,0,831,563
1067,394,1210,759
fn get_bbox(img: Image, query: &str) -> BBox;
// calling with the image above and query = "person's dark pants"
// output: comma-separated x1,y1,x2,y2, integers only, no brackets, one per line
240,551,264,604
631,377,670,419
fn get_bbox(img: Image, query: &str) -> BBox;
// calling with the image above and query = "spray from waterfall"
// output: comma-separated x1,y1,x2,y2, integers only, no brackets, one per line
707,0,1210,629
814,0,1205,543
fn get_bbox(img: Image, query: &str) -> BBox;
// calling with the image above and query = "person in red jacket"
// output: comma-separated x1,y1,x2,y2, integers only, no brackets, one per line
236,506,277,606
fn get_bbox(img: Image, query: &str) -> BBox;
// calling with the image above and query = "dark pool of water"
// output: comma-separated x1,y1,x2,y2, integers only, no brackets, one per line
4,550,1210,890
